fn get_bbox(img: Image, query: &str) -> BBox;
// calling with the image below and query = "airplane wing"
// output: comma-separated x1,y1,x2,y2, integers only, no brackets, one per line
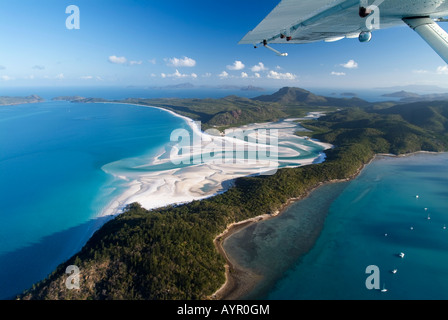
240,0,448,63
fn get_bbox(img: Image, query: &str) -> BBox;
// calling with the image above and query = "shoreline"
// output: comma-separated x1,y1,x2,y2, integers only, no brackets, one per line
93,101,332,219
94,101,209,219
211,151,378,300
213,150,447,300
88,101,335,299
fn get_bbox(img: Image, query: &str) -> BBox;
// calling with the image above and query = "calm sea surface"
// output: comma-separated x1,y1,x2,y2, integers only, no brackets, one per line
226,153,448,300
0,93,327,299
0,100,187,299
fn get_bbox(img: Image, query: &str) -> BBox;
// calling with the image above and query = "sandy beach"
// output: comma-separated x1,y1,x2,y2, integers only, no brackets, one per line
213,151,439,300
98,104,332,218
212,150,376,300
90,103,334,300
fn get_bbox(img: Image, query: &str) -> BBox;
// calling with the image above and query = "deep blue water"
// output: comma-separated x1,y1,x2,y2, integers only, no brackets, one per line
0,101,188,299
228,153,448,300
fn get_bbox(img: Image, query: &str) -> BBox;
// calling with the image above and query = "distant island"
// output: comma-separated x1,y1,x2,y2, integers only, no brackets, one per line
147,82,266,92
382,90,448,103
340,92,357,97
52,96,86,102
376,84,448,93
20,87,448,300
382,90,421,98
0,95,44,106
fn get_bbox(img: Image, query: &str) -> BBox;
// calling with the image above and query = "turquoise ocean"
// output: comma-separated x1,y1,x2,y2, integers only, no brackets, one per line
0,100,189,299
0,92,327,299
225,152,448,300
1,87,446,300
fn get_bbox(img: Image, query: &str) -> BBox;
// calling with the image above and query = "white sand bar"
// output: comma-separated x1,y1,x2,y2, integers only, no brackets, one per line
99,106,333,216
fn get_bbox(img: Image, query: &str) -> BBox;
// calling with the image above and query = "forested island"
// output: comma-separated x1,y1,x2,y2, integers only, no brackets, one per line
0,95,44,106
20,87,448,300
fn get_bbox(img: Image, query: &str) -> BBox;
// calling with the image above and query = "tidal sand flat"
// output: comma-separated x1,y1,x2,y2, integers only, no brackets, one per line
223,152,448,300
100,112,332,215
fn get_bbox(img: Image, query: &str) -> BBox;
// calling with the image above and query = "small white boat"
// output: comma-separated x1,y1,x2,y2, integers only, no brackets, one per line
381,284,388,293
443,225,447,230
410,226,414,230
391,269,398,274
398,252,405,258
416,195,419,199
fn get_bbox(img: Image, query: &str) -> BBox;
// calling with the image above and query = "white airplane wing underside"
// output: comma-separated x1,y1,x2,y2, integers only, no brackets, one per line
240,0,448,63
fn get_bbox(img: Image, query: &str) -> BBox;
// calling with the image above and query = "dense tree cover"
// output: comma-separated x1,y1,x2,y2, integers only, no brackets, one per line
73,87,373,130
20,91,448,300
301,106,448,154
20,143,373,300
118,96,288,131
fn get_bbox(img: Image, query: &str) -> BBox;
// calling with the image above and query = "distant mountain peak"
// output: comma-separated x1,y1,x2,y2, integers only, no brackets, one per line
254,87,327,104
253,86,370,107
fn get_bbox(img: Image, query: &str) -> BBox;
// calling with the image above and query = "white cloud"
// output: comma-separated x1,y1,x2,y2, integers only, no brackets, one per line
162,69,198,79
55,73,65,80
251,62,268,72
341,59,358,69
436,65,448,75
219,71,229,79
227,60,245,71
202,72,212,78
241,72,249,78
108,55,128,64
108,56,144,66
80,75,103,81
254,73,261,78
1,75,13,81
413,69,429,74
148,58,157,65
172,69,187,78
267,70,296,80
165,56,196,67
331,71,346,76
129,60,143,66
32,65,45,70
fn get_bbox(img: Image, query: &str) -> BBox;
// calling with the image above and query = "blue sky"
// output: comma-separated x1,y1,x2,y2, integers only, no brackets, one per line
0,0,447,89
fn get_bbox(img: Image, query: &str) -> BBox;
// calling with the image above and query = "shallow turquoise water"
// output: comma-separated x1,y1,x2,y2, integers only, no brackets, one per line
0,99,327,299
228,153,448,300
0,101,187,298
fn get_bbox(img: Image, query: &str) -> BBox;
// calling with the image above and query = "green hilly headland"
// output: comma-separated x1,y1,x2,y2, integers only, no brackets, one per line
70,87,372,130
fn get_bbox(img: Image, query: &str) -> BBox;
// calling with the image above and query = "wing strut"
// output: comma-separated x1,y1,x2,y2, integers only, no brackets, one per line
403,17,448,64
263,42,288,57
